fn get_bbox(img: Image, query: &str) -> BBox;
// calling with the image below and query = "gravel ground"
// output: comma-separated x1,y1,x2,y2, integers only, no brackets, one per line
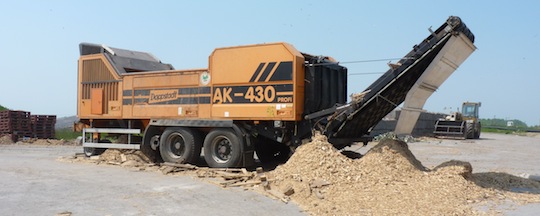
410,133,540,175
1,132,539,215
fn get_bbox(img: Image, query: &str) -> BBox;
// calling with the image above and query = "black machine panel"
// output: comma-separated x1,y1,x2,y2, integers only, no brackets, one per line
303,55,348,115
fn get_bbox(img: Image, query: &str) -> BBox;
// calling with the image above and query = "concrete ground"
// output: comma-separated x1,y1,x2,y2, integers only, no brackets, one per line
0,145,304,216
1,132,539,215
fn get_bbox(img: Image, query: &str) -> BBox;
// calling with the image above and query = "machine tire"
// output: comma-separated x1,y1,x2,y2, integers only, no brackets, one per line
254,136,291,164
83,147,104,157
465,122,474,139
83,139,108,157
159,127,201,164
141,126,163,162
203,128,242,168
474,122,481,139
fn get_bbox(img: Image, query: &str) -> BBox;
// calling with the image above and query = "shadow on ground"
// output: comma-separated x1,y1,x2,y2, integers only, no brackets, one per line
472,172,540,194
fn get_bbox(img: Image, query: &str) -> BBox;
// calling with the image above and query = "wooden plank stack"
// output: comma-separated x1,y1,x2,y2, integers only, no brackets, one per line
31,115,57,139
0,110,56,142
0,110,32,142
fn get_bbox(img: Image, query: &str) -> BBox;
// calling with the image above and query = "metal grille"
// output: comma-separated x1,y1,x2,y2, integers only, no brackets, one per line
81,82,118,100
82,59,115,82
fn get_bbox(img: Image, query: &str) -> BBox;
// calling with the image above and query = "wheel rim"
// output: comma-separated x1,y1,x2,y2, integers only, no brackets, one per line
166,132,186,158
211,135,232,163
150,135,160,150
83,147,94,156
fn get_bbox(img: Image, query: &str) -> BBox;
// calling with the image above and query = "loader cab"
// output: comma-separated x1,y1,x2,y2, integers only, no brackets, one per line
462,102,480,119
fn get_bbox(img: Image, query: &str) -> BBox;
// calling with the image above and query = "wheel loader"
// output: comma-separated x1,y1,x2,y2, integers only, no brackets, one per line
434,102,481,139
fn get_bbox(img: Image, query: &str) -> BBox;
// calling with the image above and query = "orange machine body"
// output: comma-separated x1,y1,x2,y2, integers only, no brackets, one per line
76,16,476,168
77,42,307,125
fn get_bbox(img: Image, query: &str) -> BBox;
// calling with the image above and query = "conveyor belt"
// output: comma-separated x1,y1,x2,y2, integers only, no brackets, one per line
325,16,475,140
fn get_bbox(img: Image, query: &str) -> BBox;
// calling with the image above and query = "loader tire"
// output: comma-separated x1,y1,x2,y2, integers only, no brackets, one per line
465,122,474,139
159,127,201,165
203,128,242,168
474,122,481,139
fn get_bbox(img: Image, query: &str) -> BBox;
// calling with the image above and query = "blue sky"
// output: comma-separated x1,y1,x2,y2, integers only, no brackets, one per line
1,1,539,126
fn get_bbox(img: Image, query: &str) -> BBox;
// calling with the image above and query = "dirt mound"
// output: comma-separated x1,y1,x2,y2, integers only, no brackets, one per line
0,135,14,144
97,149,152,167
434,160,473,179
25,139,71,145
473,172,540,191
269,134,540,215
1,137,78,146
359,138,427,173
59,148,154,169
57,148,157,170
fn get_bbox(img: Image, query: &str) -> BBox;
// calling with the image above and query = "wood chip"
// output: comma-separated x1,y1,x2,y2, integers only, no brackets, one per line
161,166,175,174
313,189,324,199
267,189,289,203
162,162,197,170
283,186,295,196
310,179,330,188
268,133,540,215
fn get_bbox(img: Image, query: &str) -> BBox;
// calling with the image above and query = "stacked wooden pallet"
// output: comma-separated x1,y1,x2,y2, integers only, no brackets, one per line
0,110,33,141
31,115,56,139
0,110,56,141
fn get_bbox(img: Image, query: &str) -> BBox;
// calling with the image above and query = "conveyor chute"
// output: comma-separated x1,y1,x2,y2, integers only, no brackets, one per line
323,16,475,143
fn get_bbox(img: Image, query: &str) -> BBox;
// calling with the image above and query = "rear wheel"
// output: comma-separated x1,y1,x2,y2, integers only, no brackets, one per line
83,139,109,157
159,127,201,164
141,126,163,162
203,128,242,168
83,147,105,157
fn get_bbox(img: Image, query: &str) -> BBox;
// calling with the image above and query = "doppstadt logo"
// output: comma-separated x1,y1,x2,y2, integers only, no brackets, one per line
200,71,211,86
148,90,178,103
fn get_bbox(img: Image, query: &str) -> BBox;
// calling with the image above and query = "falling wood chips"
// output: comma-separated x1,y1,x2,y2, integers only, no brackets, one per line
350,90,371,103
268,134,540,216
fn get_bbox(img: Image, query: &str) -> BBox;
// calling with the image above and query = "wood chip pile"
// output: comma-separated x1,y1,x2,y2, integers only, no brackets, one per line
268,134,540,215
57,134,540,215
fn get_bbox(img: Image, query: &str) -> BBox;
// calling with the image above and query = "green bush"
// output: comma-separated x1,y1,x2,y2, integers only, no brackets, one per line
55,128,81,140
